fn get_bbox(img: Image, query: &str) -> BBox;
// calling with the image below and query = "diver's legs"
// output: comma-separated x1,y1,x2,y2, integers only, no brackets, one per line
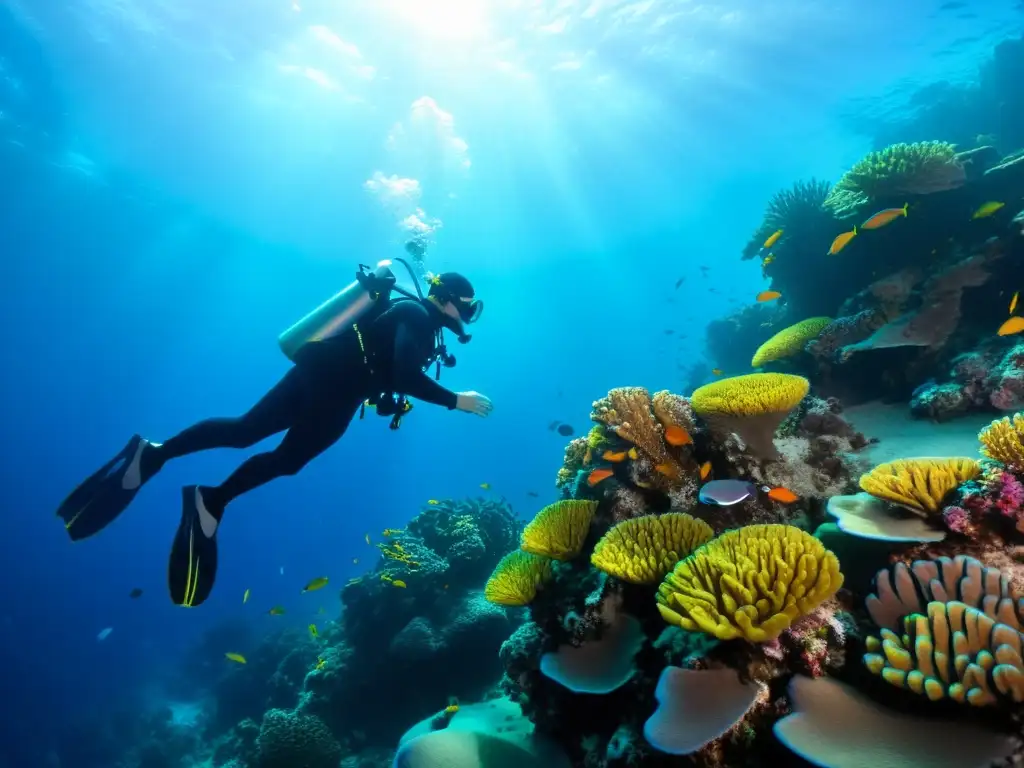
142,366,306,480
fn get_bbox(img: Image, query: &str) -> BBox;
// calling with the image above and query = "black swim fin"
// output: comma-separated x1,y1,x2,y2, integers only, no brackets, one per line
168,486,219,608
57,434,154,541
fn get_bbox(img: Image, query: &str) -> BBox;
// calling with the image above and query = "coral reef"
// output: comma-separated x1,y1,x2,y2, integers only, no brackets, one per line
750,316,832,368
741,178,835,261
591,513,714,585
858,457,980,515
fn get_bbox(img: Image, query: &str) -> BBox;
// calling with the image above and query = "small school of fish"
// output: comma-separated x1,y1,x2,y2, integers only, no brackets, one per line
998,287,1024,337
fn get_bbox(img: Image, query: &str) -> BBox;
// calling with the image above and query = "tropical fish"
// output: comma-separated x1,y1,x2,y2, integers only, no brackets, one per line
365,534,371,545
587,468,614,487
827,227,857,255
699,479,758,506
445,703,460,715
1011,292,1019,315
711,368,724,376
480,482,491,490
392,580,408,588
766,486,799,504
861,203,908,230
556,423,574,437
316,657,326,670
308,624,318,639
427,499,439,505
664,425,692,447
763,229,783,248
383,528,404,537
762,254,776,266
129,588,143,599
303,577,329,593
381,574,393,582
602,449,629,463
97,627,113,642
654,463,676,477
225,652,247,664
243,588,250,604
972,201,1004,219
527,491,539,498
998,317,1024,336
393,543,405,553
674,277,685,289
699,461,712,481
627,447,639,460
756,290,781,302
268,606,286,616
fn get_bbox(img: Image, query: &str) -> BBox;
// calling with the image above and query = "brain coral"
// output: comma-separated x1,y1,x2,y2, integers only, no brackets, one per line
656,524,843,642
255,709,341,768
751,317,833,367
591,513,714,585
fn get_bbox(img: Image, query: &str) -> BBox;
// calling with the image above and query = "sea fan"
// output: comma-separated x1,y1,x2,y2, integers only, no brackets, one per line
742,179,835,260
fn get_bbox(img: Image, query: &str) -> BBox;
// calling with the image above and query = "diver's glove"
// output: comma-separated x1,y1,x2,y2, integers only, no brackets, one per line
455,391,493,417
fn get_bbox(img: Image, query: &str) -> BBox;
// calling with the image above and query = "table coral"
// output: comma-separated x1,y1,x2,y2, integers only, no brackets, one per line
858,457,980,516
656,524,844,642
484,550,553,606
591,513,714,585
521,500,597,561
751,317,832,367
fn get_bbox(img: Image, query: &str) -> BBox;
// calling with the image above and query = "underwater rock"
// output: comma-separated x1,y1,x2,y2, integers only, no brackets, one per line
255,708,341,768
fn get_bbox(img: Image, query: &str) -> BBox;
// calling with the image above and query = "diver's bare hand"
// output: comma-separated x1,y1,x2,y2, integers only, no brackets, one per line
456,391,493,417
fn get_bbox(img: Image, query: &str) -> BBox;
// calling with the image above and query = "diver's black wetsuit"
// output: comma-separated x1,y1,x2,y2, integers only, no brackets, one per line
146,298,457,513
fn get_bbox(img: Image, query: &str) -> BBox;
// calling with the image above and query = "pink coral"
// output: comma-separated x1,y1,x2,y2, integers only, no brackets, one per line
942,505,972,536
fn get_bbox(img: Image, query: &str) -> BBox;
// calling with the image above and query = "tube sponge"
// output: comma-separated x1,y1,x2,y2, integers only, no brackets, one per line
979,413,1024,469
591,513,714,585
863,600,1024,706
751,317,832,367
690,373,809,461
656,524,843,642
484,551,553,606
521,500,597,561
858,457,980,516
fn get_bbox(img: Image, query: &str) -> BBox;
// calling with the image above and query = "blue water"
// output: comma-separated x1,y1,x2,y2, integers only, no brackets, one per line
1,0,1021,765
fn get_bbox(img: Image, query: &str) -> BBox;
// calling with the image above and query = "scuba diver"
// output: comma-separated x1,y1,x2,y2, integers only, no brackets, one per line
56,256,492,607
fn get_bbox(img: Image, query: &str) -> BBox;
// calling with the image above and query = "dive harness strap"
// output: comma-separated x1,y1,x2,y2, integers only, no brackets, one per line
353,319,414,431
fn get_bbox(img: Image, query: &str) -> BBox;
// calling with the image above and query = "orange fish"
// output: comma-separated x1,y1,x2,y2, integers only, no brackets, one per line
763,229,783,248
998,317,1024,337
664,425,692,447
766,486,799,504
654,463,677,478
1011,292,1019,315
755,290,781,303
699,461,712,480
861,203,907,230
602,450,629,463
827,227,857,255
587,468,614,487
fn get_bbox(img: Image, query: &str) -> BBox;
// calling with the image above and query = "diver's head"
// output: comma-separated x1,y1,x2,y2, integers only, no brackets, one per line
427,272,483,342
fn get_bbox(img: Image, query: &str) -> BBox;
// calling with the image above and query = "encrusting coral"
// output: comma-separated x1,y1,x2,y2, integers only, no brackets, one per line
858,457,980,516
590,513,714,585
520,500,597,561
655,524,844,642
979,413,1024,469
690,373,810,461
751,317,833,368
484,551,553,606
863,600,1024,706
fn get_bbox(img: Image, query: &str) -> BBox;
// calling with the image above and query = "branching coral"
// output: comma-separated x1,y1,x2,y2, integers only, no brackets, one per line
521,500,597,561
979,413,1024,469
690,373,809,461
858,458,980,516
823,140,966,213
590,513,714,585
751,317,833,367
655,525,844,642
652,389,697,434
590,387,688,481
741,178,834,260
484,551,553,606
863,600,1024,706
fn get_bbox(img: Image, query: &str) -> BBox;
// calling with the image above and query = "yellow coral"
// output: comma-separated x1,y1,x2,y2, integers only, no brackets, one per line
979,414,1024,468
858,457,980,516
751,317,833,368
591,513,714,585
863,600,1024,706
484,550,553,606
690,373,809,460
521,500,598,561
656,524,843,642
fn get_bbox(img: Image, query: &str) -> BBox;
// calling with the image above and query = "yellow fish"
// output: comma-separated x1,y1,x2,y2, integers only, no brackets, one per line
998,317,1024,337
699,461,712,481
381,573,393,582
973,201,1005,219
763,229,783,248
445,703,460,715
861,203,907,230
827,227,857,255
243,588,250,604
315,657,326,671
762,254,776,266
480,482,491,490
711,368,723,376
393,543,405,553
627,447,639,460
427,499,440,505
268,606,286,616
308,623,318,639
755,290,781,302
383,528,404,537
365,533,371,545
392,580,408,588
225,652,247,664
303,577,329,593
1012,292,1020,315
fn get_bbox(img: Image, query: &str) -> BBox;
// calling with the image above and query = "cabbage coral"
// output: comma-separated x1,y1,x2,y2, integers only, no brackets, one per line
863,600,1024,706
751,317,833,367
979,413,1024,469
858,457,980,516
484,551,553,606
521,500,597,561
591,513,714,585
690,373,809,461
655,524,843,642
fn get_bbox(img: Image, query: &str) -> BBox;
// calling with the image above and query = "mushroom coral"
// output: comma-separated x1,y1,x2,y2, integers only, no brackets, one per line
591,513,714,585
520,500,597,561
751,316,833,367
690,373,809,461
655,524,843,642
858,457,980,516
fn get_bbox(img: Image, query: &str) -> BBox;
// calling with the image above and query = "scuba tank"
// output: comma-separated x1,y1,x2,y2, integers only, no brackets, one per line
278,260,398,362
